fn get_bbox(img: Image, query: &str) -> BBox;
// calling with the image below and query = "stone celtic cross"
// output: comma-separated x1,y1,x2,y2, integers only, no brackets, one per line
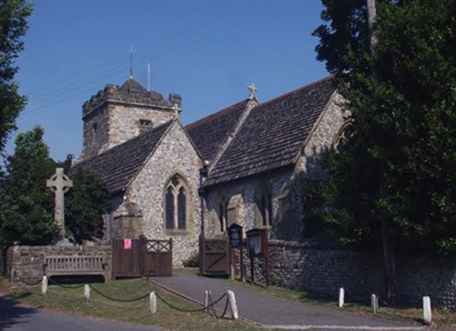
47,168,73,241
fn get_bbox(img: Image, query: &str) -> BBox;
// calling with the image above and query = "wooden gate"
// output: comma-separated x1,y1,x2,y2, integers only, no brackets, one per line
112,239,144,279
112,238,172,279
144,239,172,277
200,238,229,276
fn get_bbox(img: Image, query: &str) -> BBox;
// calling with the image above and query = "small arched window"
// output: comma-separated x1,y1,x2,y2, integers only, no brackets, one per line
164,175,188,231
255,183,273,227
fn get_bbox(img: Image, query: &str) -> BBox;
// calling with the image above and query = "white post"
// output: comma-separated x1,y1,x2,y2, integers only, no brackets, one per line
371,294,379,313
423,296,432,325
227,290,239,320
204,290,210,312
338,288,345,308
149,292,157,314
84,284,90,303
41,276,48,295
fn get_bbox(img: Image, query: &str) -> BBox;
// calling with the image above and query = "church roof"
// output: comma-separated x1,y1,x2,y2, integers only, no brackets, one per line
72,121,173,194
204,76,336,187
185,99,250,163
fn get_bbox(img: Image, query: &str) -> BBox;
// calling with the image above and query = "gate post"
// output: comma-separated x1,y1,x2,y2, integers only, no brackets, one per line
169,238,173,276
140,236,146,277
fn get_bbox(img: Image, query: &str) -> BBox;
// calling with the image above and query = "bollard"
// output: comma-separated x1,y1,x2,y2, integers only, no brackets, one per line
41,276,48,295
338,288,345,308
204,290,210,312
423,296,432,325
227,290,239,320
149,292,157,314
371,294,379,314
84,284,90,303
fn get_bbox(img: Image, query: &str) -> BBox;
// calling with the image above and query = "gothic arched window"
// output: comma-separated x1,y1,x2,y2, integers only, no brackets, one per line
178,187,186,229
164,175,188,231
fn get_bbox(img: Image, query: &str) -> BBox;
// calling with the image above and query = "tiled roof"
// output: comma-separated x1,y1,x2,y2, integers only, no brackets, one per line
72,121,173,194
185,99,250,163
204,77,336,186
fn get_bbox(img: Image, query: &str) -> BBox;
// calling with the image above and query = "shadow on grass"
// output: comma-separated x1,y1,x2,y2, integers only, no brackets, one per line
0,293,37,331
48,275,105,285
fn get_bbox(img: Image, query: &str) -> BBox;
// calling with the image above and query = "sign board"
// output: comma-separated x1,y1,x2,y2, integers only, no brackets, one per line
123,239,132,250
246,229,268,257
228,223,243,249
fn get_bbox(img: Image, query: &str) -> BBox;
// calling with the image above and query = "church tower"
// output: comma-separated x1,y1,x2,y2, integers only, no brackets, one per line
80,78,182,160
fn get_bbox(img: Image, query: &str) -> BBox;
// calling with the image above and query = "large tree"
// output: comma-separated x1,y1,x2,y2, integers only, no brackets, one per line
311,0,456,302
0,127,57,246
62,157,110,244
0,0,32,156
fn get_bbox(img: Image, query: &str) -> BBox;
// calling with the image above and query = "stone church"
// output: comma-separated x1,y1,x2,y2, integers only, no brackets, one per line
73,75,348,266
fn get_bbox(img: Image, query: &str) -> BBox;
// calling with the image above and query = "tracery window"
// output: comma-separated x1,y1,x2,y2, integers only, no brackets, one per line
164,175,188,231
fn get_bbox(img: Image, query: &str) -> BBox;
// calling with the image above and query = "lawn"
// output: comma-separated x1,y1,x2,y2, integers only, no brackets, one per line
6,277,268,331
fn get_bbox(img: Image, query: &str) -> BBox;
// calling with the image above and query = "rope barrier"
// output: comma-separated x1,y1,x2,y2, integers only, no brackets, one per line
208,291,230,319
155,291,227,313
89,284,150,303
31,276,233,320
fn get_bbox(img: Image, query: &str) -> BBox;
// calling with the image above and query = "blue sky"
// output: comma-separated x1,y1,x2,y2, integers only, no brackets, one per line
9,0,328,161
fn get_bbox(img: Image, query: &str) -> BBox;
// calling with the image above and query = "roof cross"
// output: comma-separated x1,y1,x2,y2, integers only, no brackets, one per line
248,83,257,100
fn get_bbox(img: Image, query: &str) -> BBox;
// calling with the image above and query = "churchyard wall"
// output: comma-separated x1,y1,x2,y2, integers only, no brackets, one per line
6,244,112,286
233,239,456,309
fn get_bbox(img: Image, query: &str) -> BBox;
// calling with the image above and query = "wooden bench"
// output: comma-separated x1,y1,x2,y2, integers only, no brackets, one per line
44,255,110,282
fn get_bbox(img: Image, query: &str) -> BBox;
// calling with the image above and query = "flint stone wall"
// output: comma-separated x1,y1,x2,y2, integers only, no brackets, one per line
234,239,456,309
7,244,112,286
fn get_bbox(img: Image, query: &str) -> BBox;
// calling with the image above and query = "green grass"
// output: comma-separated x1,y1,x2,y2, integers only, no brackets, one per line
7,278,269,331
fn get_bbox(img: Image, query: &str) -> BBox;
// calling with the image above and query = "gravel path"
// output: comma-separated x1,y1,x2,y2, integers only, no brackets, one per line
152,274,426,330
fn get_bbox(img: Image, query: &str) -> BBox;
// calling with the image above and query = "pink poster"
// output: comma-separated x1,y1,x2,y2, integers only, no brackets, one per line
123,239,132,250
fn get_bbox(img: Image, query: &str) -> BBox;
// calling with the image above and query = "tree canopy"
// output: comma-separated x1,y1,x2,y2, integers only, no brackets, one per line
0,127,56,246
63,158,110,244
0,129,111,246
0,0,32,156
311,0,456,254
